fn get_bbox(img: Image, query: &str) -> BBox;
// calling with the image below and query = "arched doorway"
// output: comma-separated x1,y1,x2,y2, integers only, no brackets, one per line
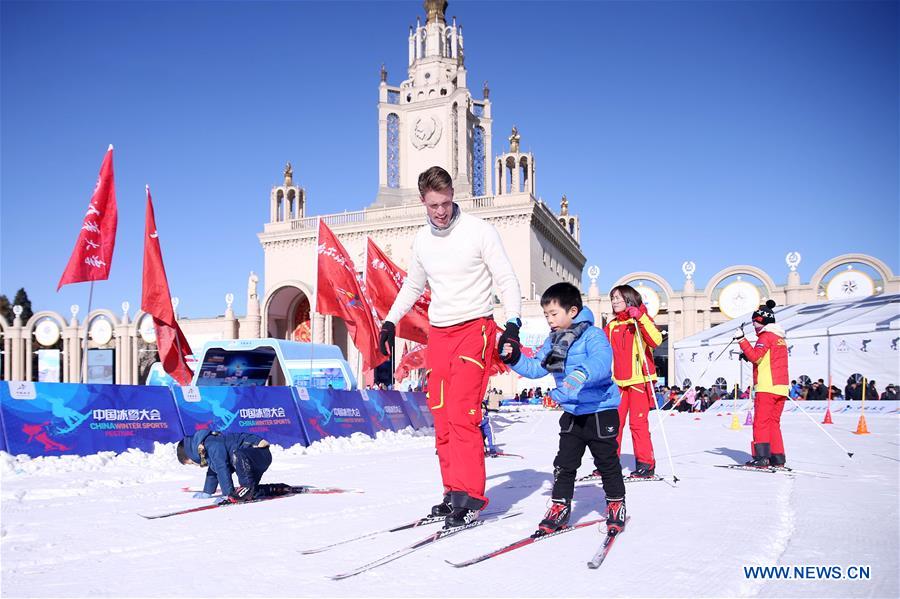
265,284,313,341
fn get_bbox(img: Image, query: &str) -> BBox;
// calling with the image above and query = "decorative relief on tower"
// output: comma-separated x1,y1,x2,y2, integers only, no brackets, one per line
473,126,485,195
411,115,443,149
387,113,400,188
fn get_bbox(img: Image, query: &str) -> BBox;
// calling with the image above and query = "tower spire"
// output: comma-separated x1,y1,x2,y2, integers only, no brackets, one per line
424,0,447,24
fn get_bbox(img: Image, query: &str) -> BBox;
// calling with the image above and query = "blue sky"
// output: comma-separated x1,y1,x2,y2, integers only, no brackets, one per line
2,0,897,319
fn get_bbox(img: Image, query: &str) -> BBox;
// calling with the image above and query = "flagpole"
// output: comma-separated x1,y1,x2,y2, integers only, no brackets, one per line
310,217,321,389
80,281,95,384
173,309,187,385
362,238,370,391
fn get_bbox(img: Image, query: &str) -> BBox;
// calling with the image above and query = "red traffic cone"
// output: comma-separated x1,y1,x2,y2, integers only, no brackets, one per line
854,414,869,435
822,409,833,424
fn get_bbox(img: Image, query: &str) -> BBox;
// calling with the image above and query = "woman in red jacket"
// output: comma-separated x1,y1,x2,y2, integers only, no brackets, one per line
735,300,789,468
604,285,663,478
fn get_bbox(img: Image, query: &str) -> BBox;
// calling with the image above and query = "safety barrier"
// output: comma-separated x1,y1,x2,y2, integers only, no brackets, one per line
0,381,429,458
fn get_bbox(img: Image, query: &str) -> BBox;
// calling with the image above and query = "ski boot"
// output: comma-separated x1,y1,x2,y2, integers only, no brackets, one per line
536,498,571,535
630,462,656,478
223,485,257,503
745,443,771,468
605,497,626,535
430,492,452,518
769,453,787,469
444,492,485,529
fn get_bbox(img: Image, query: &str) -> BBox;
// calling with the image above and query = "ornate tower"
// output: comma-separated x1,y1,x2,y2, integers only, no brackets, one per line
495,126,536,197
269,162,305,223
557,194,580,243
375,0,493,206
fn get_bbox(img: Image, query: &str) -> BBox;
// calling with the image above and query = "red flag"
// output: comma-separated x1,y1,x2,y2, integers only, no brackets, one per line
316,221,388,371
394,343,426,381
365,237,430,345
141,186,194,386
57,145,118,290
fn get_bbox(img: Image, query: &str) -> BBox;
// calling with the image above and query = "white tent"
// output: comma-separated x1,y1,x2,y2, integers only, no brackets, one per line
674,294,900,391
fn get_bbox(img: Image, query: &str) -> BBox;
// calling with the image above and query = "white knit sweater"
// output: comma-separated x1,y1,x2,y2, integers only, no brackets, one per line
386,210,522,327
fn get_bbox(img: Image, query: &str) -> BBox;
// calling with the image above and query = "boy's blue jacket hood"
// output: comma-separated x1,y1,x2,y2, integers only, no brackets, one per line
572,306,594,326
511,307,620,414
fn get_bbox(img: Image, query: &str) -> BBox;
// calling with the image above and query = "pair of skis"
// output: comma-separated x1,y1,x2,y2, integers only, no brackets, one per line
139,485,361,519
445,516,625,569
327,512,523,580
302,508,625,577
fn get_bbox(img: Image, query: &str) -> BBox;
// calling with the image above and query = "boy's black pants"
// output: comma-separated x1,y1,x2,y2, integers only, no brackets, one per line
552,409,626,501
231,446,272,489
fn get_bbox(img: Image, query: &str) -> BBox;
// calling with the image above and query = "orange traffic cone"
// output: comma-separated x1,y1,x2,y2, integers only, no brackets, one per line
853,414,869,435
822,409,833,424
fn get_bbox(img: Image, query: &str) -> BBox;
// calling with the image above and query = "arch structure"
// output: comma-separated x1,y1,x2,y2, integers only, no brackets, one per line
809,253,895,292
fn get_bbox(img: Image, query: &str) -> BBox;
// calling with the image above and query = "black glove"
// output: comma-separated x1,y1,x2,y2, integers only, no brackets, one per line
498,321,521,365
738,353,749,362
379,321,396,356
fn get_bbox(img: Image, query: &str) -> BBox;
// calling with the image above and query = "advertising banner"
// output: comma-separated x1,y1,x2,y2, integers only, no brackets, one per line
173,386,307,448
87,349,114,384
360,389,413,433
0,381,182,457
293,387,374,443
400,390,431,429
37,350,61,383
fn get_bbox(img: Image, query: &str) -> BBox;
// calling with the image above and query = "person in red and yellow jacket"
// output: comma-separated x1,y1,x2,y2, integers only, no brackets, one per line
604,284,663,478
735,299,789,468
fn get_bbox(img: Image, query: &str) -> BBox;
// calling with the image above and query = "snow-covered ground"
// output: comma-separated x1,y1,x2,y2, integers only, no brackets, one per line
2,406,897,598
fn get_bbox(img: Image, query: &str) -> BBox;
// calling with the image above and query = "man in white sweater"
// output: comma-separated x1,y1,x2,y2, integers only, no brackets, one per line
379,166,523,528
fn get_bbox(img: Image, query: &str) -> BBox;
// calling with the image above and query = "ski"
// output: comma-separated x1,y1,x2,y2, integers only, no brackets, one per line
576,474,665,484
714,464,777,474
299,508,511,555
587,517,630,569
487,452,524,459
445,517,606,568
139,486,360,519
329,511,523,580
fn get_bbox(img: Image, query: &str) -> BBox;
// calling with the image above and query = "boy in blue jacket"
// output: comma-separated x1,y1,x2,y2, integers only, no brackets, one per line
176,430,294,503
502,282,626,536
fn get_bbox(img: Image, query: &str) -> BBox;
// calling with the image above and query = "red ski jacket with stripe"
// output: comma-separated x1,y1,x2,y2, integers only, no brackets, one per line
739,324,789,396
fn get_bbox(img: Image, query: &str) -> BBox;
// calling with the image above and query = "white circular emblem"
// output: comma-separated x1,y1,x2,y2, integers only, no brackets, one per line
410,115,443,149
587,265,600,282
719,280,761,319
826,269,874,300
34,318,61,346
89,318,114,345
632,284,661,318
139,314,157,343
682,261,696,279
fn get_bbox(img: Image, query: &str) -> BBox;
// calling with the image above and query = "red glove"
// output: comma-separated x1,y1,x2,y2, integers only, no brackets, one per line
626,306,642,320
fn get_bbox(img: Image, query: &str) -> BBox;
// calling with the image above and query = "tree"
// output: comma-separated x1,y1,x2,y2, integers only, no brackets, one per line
0,295,10,323
12,288,33,324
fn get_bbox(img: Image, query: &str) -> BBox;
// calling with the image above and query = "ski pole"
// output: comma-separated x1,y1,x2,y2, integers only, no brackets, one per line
786,394,854,459
694,338,736,386
632,318,680,483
